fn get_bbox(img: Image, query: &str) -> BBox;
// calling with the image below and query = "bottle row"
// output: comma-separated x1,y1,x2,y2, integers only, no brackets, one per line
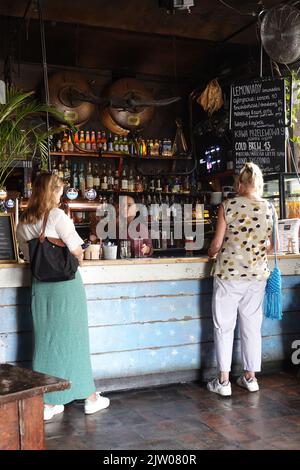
52,159,197,197
53,130,173,157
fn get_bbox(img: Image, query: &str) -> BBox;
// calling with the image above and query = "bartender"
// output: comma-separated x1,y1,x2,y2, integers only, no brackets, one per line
117,194,153,257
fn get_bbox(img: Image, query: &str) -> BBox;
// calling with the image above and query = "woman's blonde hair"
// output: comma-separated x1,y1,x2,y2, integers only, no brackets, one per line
21,172,64,224
239,162,264,197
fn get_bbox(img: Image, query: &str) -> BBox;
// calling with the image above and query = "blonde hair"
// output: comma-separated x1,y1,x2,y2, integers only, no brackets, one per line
21,172,64,224
239,162,264,197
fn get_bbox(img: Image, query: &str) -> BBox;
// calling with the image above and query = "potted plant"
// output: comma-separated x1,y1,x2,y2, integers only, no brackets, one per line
0,86,62,196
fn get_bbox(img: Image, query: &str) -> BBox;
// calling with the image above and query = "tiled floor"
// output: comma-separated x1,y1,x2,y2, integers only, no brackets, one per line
45,371,300,450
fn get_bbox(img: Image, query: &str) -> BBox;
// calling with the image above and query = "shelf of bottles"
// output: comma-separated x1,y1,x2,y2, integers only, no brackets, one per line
52,129,191,160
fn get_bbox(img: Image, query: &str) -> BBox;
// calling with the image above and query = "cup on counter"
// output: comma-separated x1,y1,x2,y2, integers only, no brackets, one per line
103,245,118,260
120,240,132,259
84,244,101,260
185,236,194,257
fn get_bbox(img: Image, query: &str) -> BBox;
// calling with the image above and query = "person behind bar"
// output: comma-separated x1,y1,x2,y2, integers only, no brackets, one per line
116,194,153,257
16,172,110,420
207,162,279,396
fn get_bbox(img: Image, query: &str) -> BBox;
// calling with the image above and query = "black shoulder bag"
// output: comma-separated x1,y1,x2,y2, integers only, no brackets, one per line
28,212,79,282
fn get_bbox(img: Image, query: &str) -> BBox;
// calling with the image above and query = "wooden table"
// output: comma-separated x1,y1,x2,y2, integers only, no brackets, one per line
0,364,70,450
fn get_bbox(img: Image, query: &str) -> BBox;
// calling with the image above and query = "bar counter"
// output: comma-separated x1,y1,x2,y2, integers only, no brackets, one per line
1,255,300,391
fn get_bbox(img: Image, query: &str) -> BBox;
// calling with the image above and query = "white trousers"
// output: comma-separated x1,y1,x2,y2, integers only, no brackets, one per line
212,276,266,372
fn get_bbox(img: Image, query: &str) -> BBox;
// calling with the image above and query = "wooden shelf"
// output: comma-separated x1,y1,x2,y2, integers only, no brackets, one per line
50,151,191,161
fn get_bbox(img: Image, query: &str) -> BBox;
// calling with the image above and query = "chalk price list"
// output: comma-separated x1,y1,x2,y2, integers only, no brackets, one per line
231,79,286,174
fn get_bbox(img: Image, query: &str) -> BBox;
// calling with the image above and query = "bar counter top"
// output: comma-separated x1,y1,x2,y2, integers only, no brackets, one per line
1,254,300,287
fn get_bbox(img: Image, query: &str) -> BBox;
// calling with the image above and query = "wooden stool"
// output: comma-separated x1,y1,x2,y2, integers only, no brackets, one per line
0,364,70,450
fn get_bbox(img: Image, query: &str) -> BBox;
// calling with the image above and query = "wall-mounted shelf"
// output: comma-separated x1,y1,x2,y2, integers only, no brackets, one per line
50,152,191,161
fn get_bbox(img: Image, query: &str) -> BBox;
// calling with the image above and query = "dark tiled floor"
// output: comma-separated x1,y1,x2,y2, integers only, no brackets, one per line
45,371,300,450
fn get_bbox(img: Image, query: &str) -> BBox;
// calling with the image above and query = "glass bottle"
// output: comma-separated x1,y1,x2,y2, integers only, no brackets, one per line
86,162,94,189
93,163,100,192
85,130,91,151
91,131,97,151
79,130,85,150
121,168,128,191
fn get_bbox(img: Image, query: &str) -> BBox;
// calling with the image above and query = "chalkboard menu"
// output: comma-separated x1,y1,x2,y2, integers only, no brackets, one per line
230,78,287,174
0,214,18,263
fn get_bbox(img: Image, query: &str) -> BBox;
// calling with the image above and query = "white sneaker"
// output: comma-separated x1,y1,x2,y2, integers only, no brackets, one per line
44,404,64,421
237,375,259,392
207,377,232,396
84,392,110,415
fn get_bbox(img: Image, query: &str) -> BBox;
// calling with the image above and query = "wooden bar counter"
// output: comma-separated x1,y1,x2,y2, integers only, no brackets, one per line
0,255,300,392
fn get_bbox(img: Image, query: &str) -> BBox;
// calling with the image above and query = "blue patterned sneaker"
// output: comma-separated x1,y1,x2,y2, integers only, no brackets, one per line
207,377,232,396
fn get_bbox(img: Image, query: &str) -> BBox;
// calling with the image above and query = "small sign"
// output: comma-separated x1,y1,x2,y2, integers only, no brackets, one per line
0,213,18,263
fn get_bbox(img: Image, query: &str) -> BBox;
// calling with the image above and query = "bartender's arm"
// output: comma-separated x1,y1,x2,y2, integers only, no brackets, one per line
208,204,226,259
142,238,153,256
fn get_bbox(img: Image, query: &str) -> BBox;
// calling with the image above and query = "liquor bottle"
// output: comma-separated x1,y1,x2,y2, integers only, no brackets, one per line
128,136,135,156
158,139,163,156
79,163,86,196
72,163,79,189
56,139,62,152
138,139,143,158
128,169,135,192
101,163,108,191
96,131,102,151
52,160,58,176
107,133,113,152
57,162,64,179
63,159,71,187
123,136,129,154
62,131,69,152
135,175,143,193
68,133,74,152
119,135,124,153
107,165,114,191
91,131,97,151
101,131,107,152
86,162,94,189
74,131,79,150
79,130,85,150
121,168,128,191
85,130,91,151
113,135,119,152
93,163,100,191
114,169,120,191
142,139,147,157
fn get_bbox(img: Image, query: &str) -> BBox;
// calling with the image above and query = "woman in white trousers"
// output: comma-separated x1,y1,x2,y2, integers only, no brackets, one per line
207,162,279,396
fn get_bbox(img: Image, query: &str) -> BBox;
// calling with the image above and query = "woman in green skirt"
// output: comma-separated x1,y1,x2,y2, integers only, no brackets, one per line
17,173,110,420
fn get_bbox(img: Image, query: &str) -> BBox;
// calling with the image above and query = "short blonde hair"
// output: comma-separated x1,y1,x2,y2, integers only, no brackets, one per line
239,162,264,197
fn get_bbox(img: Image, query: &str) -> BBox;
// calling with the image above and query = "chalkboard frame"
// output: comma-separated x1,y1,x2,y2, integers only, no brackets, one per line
0,213,18,263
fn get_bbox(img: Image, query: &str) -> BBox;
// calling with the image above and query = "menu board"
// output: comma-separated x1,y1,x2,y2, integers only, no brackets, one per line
230,78,286,174
0,214,18,263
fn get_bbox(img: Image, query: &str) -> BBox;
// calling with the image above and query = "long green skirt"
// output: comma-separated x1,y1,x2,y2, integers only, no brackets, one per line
31,271,96,405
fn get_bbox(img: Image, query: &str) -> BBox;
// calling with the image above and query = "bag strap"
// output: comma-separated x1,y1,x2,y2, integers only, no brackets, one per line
39,211,50,243
270,204,278,267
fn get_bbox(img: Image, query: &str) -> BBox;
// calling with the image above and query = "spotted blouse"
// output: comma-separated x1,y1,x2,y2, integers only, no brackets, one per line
212,196,274,280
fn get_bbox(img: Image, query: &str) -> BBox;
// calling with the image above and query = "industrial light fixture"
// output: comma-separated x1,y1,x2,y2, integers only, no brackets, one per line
159,0,195,14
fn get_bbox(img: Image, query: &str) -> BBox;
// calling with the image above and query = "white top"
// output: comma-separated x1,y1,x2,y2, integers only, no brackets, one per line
16,208,83,261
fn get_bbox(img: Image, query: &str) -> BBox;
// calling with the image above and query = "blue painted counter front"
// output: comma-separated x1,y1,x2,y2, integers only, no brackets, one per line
0,259,300,390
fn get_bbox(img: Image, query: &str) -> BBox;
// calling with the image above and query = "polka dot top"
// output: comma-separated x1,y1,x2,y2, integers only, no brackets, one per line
212,196,274,280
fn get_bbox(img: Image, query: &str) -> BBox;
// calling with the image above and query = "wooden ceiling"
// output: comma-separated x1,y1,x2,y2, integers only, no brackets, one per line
0,0,284,44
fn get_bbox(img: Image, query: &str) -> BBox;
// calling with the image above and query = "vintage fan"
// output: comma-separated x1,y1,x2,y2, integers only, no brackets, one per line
260,4,300,64
48,72,180,133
